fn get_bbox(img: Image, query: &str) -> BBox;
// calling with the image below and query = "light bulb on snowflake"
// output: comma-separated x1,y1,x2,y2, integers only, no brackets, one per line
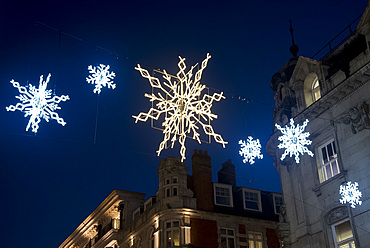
275,118,313,164
6,74,70,133
239,137,263,164
340,181,362,208
132,53,227,161
86,64,116,94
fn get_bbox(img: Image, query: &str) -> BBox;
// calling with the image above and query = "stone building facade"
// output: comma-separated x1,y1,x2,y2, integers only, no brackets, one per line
266,2,370,248
59,150,282,248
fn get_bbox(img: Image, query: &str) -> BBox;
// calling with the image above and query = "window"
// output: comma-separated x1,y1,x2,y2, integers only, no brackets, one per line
273,194,283,214
172,177,178,184
248,231,263,248
304,73,321,107
332,219,355,248
173,186,178,196
220,228,235,248
243,188,261,211
133,208,141,221
318,140,340,183
214,183,233,207
312,77,321,102
166,221,180,247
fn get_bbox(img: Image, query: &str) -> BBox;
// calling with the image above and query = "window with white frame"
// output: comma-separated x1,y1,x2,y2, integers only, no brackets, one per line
312,77,321,102
332,219,355,248
214,183,233,207
318,139,340,183
220,228,235,248
165,221,180,247
248,231,263,248
243,188,261,211
273,194,283,215
164,176,179,198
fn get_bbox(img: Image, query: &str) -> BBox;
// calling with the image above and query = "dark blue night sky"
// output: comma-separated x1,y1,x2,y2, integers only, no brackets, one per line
0,1,366,247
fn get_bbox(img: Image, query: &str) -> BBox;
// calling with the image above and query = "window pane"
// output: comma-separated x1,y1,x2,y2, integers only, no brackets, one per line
332,161,339,176
228,237,235,248
217,196,230,205
228,229,234,235
173,229,180,246
325,165,332,179
327,143,334,158
221,237,227,247
249,241,255,248
335,221,354,242
167,230,171,246
322,147,328,163
173,187,178,196
173,221,179,227
246,201,259,210
256,241,263,248
166,222,171,228
221,228,226,235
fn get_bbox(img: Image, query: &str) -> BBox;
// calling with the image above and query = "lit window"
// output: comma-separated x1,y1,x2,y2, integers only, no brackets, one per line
273,195,284,214
214,183,233,207
220,228,235,248
248,231,263,248
312,77,321,102
318,139,340,183
243,188,261,211
166,221,180,247
332,219,355,248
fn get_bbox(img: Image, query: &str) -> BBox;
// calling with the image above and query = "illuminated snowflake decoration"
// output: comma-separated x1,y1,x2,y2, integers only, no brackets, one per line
239,137,263,164
6,74,70,133
340,181,362,208
86,64,116,94
133,53,227,161
275,118,313,164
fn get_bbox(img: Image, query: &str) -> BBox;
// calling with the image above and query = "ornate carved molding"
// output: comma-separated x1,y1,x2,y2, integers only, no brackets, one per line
326,206,348,225
338,101,370,134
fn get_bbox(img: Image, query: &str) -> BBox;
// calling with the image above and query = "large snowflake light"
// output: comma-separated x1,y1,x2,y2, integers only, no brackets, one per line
340,181,362,208
239,137,263,164
86,64,116,94
275,118,313,164
133,53,227,161
6,74,70,133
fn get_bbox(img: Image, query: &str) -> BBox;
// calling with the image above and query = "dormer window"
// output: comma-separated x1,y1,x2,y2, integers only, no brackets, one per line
312,77,321,102
242,188,262,211
304,73,321,107
214,183,233,207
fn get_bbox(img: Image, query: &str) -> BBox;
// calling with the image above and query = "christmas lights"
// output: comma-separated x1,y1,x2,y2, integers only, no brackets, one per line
239,137,263,164
275,118,313,164
6,74,70,133
133,53,227,161
86,64,116,94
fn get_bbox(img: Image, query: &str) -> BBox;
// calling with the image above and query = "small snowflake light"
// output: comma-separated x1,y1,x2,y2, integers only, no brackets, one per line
340,181,362,208
275,118,313,164
86,64,116,94
133,53,227,161
6,74,70,133
239,137,263,164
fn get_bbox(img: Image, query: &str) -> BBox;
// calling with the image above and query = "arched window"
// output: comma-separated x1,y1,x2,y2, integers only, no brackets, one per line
304,73,321,107
312,77,321,102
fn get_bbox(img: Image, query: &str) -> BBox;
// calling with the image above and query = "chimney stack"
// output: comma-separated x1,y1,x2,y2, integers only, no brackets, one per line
191,149,213,212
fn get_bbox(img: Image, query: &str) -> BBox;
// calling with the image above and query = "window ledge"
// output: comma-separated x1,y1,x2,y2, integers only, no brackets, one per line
313,172,346,197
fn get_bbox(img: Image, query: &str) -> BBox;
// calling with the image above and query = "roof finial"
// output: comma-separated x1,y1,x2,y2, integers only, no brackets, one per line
289,20,299,57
